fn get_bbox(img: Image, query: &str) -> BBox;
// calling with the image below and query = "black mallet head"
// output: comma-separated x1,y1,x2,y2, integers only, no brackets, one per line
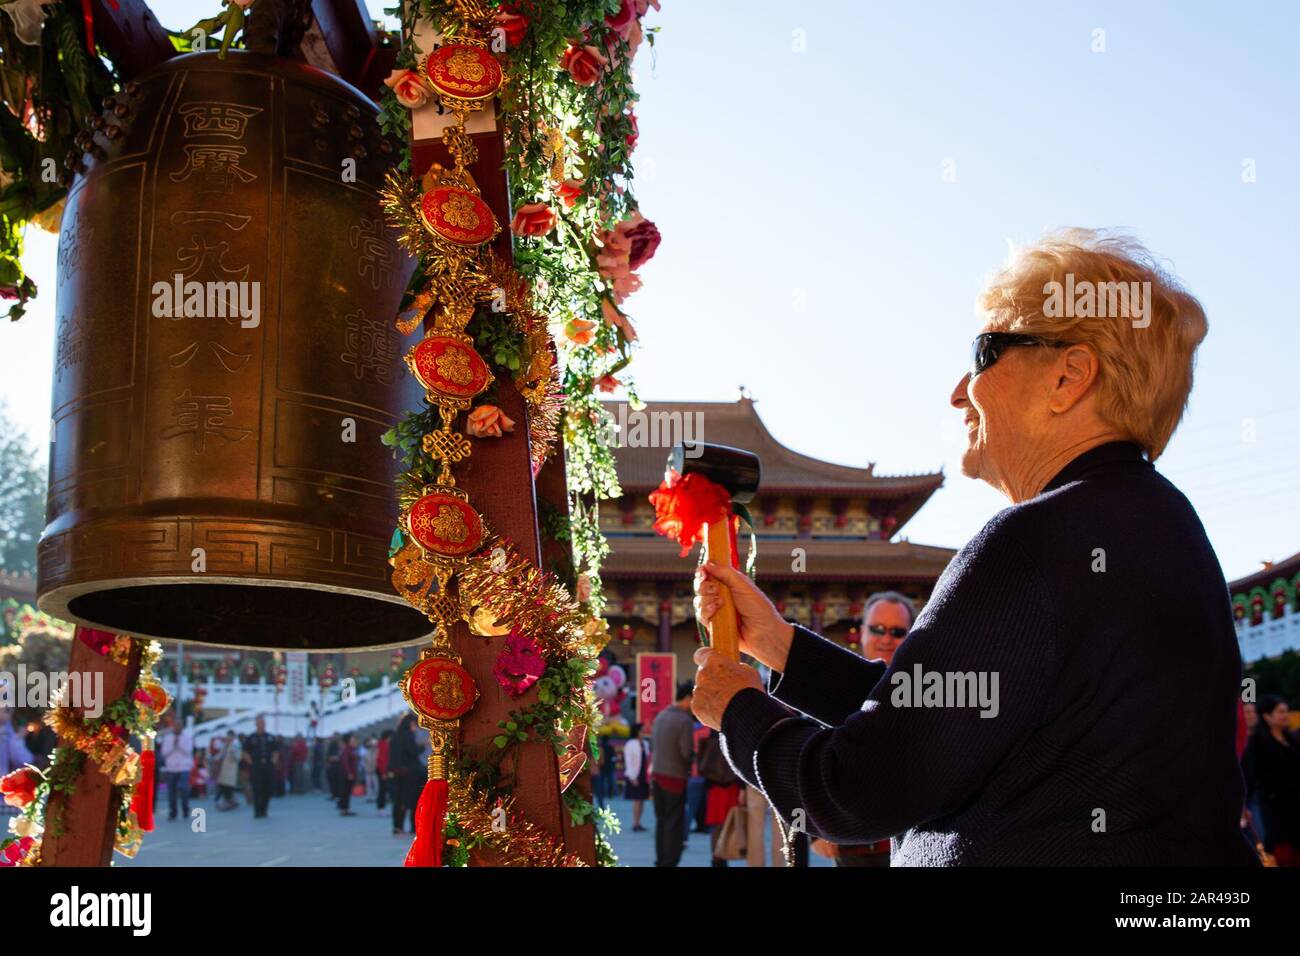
667,442,761,505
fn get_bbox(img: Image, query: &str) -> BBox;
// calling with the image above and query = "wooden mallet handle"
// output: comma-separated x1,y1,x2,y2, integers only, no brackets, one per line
703,519,741,662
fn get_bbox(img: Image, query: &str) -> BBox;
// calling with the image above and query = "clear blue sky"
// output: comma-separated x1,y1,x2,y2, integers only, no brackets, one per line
5,0,1298,581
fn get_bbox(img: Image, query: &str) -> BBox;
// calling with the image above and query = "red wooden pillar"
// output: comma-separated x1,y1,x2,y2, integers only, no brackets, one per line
38,631,142,867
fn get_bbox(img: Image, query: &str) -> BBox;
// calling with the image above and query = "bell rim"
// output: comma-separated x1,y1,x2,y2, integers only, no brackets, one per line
38,575,435,652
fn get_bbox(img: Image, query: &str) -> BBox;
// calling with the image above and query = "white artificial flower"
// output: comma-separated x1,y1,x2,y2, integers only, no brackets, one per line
9,815,42,839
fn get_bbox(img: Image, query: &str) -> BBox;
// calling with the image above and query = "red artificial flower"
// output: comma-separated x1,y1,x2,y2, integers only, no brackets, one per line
76,628,115,656
1,767,40,809
649,471,733,556
561,43,608,87
0,836,35,866
510,201,557,237
556,177,584,208
495,6,529,46
493,631,547,698
596,374,621,393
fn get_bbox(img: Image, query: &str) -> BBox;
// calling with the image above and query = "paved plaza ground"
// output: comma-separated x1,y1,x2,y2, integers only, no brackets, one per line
114,785,831,867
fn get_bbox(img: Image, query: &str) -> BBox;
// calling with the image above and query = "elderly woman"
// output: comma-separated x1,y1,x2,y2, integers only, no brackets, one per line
693,230,1256,866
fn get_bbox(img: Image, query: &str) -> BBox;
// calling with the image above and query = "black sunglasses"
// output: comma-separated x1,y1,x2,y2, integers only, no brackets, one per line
971,332,1073,377
867,624,908,639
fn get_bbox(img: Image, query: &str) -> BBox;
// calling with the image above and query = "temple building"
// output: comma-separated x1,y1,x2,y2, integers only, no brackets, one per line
599,398,957,676
1230,549,1300,664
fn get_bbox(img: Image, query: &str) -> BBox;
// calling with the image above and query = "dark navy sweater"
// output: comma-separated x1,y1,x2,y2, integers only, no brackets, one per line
721,441,1258,865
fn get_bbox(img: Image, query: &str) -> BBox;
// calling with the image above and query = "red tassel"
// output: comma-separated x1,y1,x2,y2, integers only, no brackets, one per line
80,0,95,54
131,749,155,832
404,778,448,867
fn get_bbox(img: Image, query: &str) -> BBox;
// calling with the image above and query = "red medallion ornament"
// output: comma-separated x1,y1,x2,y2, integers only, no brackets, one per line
404,656,478,722
408,491,485,558
420,186,498,247
407,335,491,402
423,44,504,102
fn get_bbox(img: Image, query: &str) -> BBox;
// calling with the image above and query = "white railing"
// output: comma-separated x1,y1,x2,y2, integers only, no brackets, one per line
159,677,362,712
181,678,407,745
1237,609,1300,664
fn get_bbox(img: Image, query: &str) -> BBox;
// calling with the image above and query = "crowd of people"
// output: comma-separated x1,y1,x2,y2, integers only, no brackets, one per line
1243,696,1300,865
142,712,434,834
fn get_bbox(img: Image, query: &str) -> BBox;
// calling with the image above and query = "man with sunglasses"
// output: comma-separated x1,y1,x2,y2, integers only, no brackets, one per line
812,592,917,867
860,592,916,668
688,230,1256,866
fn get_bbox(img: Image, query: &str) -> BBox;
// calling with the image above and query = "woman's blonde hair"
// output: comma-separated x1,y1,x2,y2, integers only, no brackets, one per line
978,229,1207,461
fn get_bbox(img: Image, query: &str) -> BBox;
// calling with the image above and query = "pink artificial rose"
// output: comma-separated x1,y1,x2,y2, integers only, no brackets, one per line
625,112,639,152
595,213,659,302
622,212,661,270
510,201,557,237
466,405,516,438
493,632,547,698
600,298,638,343
626,18,644,59
605,0,638,38
635,0,661,14
561,43,609,87
575,573,593,603
384,69,430,109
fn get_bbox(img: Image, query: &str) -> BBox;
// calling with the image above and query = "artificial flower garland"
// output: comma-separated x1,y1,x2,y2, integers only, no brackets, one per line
0,0,116,320
1,632,170,867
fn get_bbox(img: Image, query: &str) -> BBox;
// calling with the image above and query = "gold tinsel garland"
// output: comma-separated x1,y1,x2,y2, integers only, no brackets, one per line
458,535,607,662
447,779,588,868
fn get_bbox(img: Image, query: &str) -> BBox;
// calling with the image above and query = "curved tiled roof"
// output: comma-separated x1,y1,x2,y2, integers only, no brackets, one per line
602,535,957,584
602,398,945,497
1229,550,1300,593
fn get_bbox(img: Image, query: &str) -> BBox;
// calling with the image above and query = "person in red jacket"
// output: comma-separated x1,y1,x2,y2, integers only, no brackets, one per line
338,733,358,817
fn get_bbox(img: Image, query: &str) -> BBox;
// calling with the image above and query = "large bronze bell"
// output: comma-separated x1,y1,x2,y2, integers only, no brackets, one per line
37,52,431,650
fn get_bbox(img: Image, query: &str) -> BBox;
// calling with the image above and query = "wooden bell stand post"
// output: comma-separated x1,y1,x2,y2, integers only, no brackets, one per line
404,27,595,865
